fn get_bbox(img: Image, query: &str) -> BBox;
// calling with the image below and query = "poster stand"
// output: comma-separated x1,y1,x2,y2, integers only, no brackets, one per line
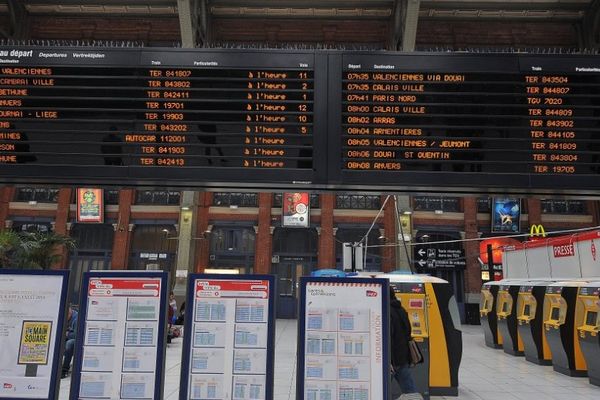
0,269,70,400
296,276,390,400
69,270,169,400
179,274,276,400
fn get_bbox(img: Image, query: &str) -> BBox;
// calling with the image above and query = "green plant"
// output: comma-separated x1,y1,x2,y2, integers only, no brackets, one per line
0,230,20,268
13,231,76,270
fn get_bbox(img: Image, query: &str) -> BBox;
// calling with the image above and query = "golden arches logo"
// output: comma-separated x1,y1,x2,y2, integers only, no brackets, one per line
529,224,546,238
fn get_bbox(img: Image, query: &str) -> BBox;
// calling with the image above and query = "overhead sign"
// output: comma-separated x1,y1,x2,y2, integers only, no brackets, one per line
282,192,310,227
296,277,389,400
179,274,276,400
414,247,466,269
76,188,104,223
69,271,169,400
0,270,69,400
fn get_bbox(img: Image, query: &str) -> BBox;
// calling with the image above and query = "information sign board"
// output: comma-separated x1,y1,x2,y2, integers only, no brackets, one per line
0,269,69,400
179,274,276,400
69,271,169,400
296,277,389,400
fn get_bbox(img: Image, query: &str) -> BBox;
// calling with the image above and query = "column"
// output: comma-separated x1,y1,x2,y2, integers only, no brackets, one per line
0,186,15,229
111,189,134,270
194,191,212,273
52,187,72,269
318,193,335,268
463,197,481,303
174,191,197,294
382,196,397,272
254,193,273,274
527,198,542,227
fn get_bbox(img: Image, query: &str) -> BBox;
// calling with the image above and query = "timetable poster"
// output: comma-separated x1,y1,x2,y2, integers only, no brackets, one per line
70,271,168,400
179,275,276,400
0,270,69,400
296,277,389,400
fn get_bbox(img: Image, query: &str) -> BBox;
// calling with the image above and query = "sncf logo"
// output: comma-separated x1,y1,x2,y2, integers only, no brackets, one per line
3,383,13,389
366,290,378,297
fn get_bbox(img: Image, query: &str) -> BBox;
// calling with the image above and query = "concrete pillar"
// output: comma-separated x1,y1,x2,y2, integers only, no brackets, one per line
111,189,134,270
173,191,197,295
318,194,335,268
254,193,273,274
194,192,212,273
395,195,412,271
527,198,542,226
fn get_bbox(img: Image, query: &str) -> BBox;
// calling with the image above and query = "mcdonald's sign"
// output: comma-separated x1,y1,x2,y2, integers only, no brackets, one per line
529,224,547,238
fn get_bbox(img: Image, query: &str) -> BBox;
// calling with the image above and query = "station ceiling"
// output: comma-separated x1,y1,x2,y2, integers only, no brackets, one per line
0,1,598,49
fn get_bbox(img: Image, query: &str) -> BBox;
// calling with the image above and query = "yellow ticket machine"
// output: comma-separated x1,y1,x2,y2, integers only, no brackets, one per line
496,282,525,356
544,281,588,377
383,274,462,397
480,281,502,349
576,282,600,386
516,282,553,365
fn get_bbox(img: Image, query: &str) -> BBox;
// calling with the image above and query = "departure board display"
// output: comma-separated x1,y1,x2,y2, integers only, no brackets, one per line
2,47,600,194
0,47,320,187
337,53,600,192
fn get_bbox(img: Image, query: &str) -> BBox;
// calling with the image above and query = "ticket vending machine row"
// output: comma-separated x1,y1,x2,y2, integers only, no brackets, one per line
496,281,525,356
516,281,553,365
544,281,588,377
576,282,600,386
480,281,503,349
383,274,462,397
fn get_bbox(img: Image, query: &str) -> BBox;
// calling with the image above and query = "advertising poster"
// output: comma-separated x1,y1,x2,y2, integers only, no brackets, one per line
0,270,69,400
76,188,104,223
296,277,389,400
491,197,521,233
179,275,276,400
69,271,168,400
282,193,310,227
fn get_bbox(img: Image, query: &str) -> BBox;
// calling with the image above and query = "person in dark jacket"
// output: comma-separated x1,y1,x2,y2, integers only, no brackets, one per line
61,306,78,378
389,286,418,395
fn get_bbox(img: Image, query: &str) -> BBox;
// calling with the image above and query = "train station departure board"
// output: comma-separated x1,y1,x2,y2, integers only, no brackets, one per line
334,53,600,193
0,47,322,188
2,47,600,194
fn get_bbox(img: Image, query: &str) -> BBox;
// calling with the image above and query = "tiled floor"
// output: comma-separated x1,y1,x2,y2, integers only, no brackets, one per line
59,321,600,399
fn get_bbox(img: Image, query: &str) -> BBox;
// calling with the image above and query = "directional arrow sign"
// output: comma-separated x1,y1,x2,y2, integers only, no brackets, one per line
417,249,425,257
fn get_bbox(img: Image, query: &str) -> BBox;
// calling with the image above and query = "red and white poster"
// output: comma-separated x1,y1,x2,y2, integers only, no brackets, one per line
186,278,272,399
282,192,310,227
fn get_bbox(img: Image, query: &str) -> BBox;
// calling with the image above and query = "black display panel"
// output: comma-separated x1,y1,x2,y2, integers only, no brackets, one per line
2,48,600,194
336,53,600,193
0,47,322,188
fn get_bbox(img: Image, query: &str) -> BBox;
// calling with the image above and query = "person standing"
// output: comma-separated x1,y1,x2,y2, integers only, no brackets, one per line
61,306,78,378
389,286,421,398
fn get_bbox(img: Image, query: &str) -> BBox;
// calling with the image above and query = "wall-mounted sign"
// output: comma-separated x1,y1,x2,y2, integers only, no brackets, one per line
0,269,69,400
282,193,310,227
70,271,169,400
76,188,104,223
296,277,390,400
491,197,521,233
179,274,276,400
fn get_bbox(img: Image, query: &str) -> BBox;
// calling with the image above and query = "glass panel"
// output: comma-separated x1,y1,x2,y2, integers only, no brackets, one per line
135,190,181,205
335,195,380,210
212,192,258,207
541,200,587,214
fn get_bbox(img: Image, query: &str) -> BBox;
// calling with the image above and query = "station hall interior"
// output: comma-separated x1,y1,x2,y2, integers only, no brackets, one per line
2,1,600,400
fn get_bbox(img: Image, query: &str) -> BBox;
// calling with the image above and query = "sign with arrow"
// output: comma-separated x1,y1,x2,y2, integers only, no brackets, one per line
414,245,466,269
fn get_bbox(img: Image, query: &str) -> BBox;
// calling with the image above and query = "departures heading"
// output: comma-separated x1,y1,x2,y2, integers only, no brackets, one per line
1,47,600,193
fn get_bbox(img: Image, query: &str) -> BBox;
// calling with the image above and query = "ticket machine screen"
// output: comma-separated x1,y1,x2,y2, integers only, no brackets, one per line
551,307,560,321
586,311,598,326
523,304,531,317
502,302,508,313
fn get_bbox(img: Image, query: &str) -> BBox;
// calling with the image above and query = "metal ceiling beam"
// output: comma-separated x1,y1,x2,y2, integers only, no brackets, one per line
2,0,28,39
178,0,199,47
23,0,176,5
390,0,420,51
580,0,600,48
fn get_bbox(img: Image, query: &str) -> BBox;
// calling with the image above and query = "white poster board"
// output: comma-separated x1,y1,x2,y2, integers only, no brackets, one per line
297,277,389,400
0,270,69,399
180,275,276,400
70,272,168,400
